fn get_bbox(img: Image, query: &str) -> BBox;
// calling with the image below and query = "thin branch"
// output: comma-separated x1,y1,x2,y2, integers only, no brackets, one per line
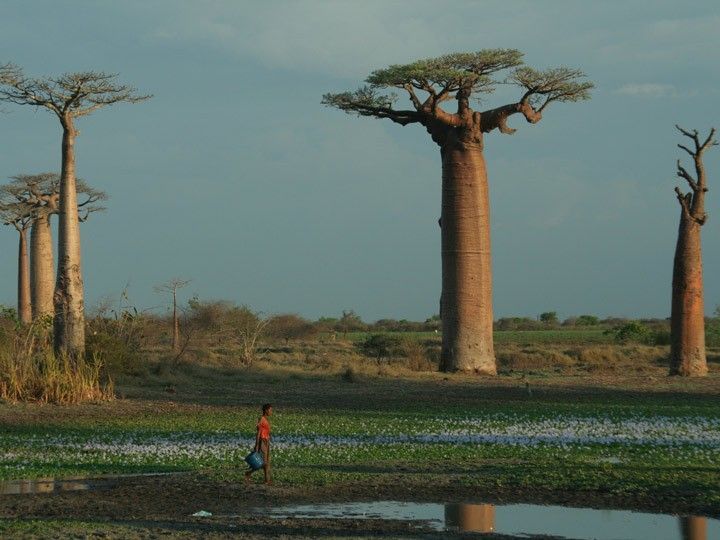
676,160,699,191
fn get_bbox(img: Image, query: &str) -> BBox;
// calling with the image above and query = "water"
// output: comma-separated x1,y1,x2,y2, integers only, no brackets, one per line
0,472,184,496
265,501,719,539
0,478,99,495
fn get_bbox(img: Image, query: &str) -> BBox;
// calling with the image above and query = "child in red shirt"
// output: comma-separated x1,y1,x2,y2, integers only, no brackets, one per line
245,403,272,484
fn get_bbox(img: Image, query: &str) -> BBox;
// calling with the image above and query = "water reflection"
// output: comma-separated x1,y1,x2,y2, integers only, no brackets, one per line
445,503,495,532
265,500,718,539
0,479,91,495
680,516,707,540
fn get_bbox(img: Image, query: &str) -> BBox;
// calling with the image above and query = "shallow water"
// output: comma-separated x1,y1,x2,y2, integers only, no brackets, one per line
264,501,719,539
0,479,98,495
0,472,184,496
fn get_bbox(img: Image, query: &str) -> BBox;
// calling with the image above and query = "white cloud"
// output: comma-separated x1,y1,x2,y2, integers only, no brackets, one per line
614,83,677,98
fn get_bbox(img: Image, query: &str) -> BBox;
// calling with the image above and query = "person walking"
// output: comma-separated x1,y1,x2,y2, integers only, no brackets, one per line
245,403,272,485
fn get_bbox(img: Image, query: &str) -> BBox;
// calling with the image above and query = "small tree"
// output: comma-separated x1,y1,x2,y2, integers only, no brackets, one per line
539,311,558,325
669,126,716,376
337,309,365,337
267,314,317,344
0,64,150,359
154,278,191,352
357,333,402,364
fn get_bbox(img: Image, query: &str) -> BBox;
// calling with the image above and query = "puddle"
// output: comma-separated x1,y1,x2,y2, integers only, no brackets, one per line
0,479,107,495
0,472,186,496
263,501,719,539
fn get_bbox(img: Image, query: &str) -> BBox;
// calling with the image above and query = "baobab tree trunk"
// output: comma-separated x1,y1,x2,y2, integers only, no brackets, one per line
670,216,707,376
680,516,707,540
17,228,31,324
439,140,496,374
445,504,495,533
30,212,55,319
54,119,85,359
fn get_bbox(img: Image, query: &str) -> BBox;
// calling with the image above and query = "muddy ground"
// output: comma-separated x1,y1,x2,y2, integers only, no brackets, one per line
1,469,716,539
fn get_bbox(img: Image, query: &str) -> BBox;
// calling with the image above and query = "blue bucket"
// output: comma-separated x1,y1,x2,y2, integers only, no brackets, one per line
245,451,264,470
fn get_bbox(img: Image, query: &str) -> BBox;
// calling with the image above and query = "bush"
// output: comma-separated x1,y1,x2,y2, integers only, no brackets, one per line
400,339,436,372
356,334,402,362
605,321,651,344
266,314,317,344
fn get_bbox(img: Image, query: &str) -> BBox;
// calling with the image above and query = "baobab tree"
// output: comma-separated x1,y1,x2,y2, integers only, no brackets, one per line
0,199,34,323
0,64,150,358
670,126,717,376
5,173,106,320
154,278,191,352
323,50,592,373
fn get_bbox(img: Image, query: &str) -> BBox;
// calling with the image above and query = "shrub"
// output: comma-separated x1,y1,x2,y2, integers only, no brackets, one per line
400,339,436,371
604,321,651,344
341,366,357,383
266,314,317,344
356,333,402,362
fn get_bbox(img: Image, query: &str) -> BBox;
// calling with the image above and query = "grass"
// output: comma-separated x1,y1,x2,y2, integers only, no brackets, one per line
344,329,612,344
1,363,719,511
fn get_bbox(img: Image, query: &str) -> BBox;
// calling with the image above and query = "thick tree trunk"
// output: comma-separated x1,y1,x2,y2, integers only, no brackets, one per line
670,215,707,376
680,516,707,540
439,141,496,374
445,504,495,533
17,229,31,324
53,121,86,359
30,212,55,319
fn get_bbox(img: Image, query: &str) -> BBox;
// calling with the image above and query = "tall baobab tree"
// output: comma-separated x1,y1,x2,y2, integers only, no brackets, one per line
323,50,592,373
0,64,150,358
670,126,717,376
154,278,191,352
6,173,106,320
0,199,34,323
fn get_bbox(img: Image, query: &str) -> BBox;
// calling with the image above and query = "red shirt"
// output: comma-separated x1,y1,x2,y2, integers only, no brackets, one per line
258,416,271,440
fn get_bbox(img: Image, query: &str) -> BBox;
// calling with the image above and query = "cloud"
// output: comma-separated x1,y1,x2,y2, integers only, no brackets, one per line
614,83,677,98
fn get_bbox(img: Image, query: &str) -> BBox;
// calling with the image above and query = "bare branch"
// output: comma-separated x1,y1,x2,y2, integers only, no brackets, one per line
676,160,699,191
677,144,695,157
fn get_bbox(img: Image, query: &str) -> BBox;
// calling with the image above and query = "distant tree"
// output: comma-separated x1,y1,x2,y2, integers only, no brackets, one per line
539,311,558,325
154,278,191,352
575,315,599,326
0,64,150,359
337,310,365,337
323,50,591,374
670,126,716,376
0,199,33,323
267,314,317,344
4,173,106,319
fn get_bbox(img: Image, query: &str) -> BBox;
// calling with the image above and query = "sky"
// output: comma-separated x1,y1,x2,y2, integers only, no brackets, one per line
0,0,719,322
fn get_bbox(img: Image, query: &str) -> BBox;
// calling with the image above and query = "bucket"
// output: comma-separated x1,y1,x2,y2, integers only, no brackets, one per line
245,451,264,470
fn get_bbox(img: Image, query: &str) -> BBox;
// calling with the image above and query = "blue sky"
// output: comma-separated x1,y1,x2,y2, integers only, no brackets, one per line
1,0,719,321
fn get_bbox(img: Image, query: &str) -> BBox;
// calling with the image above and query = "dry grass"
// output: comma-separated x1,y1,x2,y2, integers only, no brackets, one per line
0,322,113,404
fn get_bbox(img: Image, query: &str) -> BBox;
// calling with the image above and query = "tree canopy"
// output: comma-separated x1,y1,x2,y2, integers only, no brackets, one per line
0,64,151,122
322,49,592,136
